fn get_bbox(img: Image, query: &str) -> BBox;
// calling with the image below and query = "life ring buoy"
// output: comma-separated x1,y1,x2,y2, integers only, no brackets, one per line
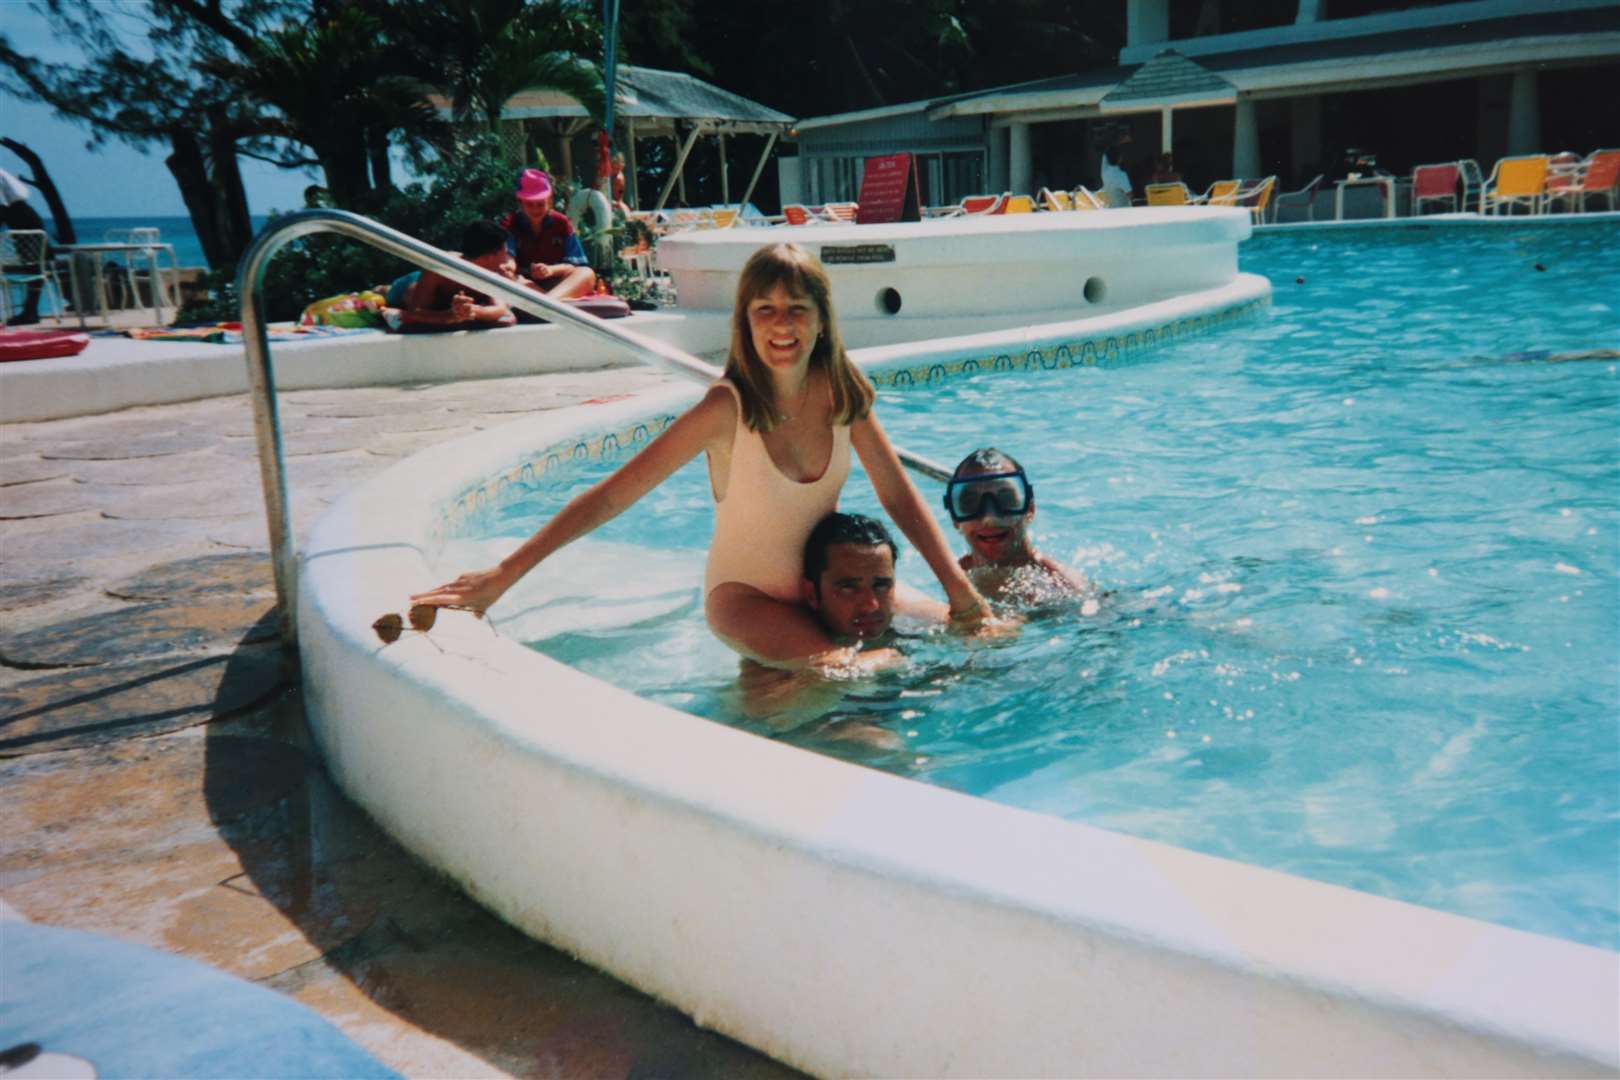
0,329,91,362
567,187,614,232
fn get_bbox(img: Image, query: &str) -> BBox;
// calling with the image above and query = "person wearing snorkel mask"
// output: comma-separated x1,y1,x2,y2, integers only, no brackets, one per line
945,448,1092,610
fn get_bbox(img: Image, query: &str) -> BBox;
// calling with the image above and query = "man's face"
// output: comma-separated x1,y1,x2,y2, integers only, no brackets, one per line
471,249,518,280
803,542,895,641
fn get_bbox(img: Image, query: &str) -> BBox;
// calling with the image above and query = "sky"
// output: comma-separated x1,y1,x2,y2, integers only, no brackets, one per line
1,3,319,220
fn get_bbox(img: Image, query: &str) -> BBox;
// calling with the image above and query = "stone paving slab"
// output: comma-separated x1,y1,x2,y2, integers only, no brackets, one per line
0,459,72,486
0,366,801,1077
41,430,219,460
0,479,95,519
0,648,285,754
0,576,87,613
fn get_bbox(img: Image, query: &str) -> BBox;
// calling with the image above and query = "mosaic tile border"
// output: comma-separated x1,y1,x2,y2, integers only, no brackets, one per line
433,414,678,546
866,295,1268,388
433,293,1268,543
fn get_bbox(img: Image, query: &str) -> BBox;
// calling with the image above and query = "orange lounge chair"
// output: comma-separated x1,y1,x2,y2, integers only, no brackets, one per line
1482,155,1549,215
1001,194,1035,214
782,204,817,226
1544,149,1620,213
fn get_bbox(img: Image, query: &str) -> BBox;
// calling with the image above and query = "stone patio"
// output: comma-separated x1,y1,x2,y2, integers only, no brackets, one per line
0,367,799,1078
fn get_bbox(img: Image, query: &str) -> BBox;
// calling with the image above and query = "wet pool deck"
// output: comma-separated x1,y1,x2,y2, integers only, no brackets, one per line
0,366,800,1078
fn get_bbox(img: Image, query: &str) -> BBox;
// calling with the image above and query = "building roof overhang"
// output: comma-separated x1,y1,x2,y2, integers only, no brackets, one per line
912,8,1620,124
492,65,795,136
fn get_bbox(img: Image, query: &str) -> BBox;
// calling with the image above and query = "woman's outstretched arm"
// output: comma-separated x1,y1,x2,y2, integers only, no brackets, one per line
850,413,993,627
411,385,735,614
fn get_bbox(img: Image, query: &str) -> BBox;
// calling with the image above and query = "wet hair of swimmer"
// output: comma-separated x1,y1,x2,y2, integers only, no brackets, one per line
952,447,1035,511
803,512,899,588
459,219,510,261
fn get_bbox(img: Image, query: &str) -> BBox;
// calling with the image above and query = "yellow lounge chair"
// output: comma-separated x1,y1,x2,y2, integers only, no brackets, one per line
1038,187,1075,212
1002,194,1035,214
1198,179,1243,206
1237,176,1276,224
1482,155,1549,215
1071,186,1104,210
1145,182,1193,206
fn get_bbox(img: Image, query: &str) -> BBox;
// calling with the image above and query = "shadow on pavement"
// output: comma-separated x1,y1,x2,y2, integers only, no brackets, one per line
201,624,800,1078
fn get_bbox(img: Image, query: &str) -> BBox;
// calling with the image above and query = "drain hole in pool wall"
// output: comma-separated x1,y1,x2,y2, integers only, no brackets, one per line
1083,276,1107,304
877,287,903,315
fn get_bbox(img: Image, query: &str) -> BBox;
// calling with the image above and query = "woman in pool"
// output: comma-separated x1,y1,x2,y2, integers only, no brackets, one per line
413,242,994,666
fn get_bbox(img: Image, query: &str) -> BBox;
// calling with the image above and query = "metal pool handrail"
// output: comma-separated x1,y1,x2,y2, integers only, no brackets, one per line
240,208,952,649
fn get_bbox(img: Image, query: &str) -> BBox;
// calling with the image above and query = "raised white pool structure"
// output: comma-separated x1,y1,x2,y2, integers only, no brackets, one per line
276,210,1618,1077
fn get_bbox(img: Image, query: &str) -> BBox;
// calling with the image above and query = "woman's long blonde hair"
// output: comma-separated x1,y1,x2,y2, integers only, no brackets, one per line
724,242,874,433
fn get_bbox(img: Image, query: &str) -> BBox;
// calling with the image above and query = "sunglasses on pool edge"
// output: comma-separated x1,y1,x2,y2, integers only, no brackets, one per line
373,603,440,644
943,469,1034,524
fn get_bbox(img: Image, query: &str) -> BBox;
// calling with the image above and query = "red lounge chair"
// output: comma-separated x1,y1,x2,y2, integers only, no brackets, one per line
1412,163,1461,214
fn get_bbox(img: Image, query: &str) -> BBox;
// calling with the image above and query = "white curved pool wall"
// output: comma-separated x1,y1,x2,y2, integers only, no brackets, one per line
0,312,710,423
659,207,1252,348
297,275,1618,1077
1,207,1244,424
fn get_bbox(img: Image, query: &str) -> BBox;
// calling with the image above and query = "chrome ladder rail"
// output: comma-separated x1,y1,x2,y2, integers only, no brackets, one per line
241,209,952,650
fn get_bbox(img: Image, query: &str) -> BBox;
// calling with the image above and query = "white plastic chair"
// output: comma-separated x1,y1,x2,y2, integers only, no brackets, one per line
1270,175,1324,222
99,226,179,314
0,229,66,325
1458,159,1486,213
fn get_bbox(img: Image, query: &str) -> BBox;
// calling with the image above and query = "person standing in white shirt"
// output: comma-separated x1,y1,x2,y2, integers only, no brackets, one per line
1099,131,1135,209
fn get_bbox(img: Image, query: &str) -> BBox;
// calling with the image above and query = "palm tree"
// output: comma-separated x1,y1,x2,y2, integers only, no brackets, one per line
202,7,447,208
396,0,607,131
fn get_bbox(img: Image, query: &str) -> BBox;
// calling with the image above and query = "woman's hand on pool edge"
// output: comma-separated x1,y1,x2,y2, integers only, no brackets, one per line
410,566,517,616
947,596,1020,638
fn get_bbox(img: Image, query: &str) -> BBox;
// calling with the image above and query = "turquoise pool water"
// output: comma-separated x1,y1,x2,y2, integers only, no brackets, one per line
455,222,1620,950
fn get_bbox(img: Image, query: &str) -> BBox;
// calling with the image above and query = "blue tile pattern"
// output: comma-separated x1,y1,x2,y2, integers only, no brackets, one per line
432,294,1267,542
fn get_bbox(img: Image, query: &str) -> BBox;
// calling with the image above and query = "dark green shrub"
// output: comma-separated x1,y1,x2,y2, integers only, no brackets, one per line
178,131,522,324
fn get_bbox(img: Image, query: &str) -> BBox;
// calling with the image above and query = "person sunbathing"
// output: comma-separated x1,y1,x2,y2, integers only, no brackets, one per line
393,219,531,333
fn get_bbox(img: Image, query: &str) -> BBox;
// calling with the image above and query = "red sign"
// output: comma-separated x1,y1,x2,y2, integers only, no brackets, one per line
857,153,921,225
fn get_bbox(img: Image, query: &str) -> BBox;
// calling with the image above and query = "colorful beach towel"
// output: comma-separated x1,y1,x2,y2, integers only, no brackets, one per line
126,322,383,345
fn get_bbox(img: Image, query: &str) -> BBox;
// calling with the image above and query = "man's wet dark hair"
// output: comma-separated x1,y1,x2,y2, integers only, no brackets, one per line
803,512,897,586
459,219,509,260
952,446,1022,479
952,447,1035,513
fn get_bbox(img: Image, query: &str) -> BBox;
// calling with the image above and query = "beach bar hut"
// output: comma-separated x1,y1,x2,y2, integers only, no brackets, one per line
495,65,795,213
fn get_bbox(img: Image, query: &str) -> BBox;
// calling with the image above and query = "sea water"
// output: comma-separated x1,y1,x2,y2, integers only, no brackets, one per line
447,222,1620,950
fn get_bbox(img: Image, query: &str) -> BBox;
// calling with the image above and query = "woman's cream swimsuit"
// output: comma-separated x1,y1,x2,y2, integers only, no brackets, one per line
704,379,851,603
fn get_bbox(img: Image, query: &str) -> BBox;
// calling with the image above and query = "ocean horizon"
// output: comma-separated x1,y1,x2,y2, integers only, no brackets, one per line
61,215,274,271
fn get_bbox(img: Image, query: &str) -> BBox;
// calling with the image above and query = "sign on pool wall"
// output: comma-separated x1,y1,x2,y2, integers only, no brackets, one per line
821,244,896,264
857,153,921,224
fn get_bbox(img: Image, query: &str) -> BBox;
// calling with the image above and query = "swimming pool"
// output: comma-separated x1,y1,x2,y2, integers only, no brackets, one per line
456,223,1620,952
